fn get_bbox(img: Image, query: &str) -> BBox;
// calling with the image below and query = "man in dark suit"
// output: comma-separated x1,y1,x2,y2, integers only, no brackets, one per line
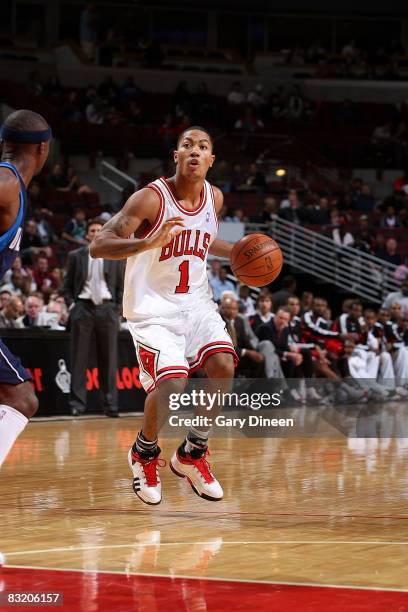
62,217,124,417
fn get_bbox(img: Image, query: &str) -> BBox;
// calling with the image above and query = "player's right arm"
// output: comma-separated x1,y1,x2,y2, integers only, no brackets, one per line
90,187,184,260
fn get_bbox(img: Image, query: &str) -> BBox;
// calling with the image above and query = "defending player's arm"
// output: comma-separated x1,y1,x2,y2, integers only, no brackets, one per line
208,185,233,259
90,187,184,260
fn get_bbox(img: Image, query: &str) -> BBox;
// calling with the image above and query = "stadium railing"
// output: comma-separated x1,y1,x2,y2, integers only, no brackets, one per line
246,217,399,303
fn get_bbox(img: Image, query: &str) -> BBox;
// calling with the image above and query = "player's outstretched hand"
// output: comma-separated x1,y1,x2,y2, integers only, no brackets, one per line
147,217,185,249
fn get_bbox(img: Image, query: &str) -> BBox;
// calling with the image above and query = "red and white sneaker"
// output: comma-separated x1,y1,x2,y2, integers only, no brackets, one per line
127,447,165,505
170,446,223,501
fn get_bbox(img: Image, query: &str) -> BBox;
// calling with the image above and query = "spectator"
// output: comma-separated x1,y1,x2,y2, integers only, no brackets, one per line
272,276,297,310
300,291,314,314
331,211,354,247
3,271,32,297
394,255,408,284
257,306,303,377
17,293,54,328
0,289,12,311
20,219,44,263
48,164,68,190
238,285,255,316
61,91,83,122
377,238,402,266
250,291,274,336
308,196,331,225
45,300,68,330
32,208,55,245
354,215,375,254
355,184,376,213
279,190,306,224
383,279,408,315
86,95,105,125
208,260,221,282
225,209,245,223
62,208,88,246
0,297,24,329
238,164,266,192
261,197,279,223
227,82,245,105
380,205,401,228
32,256,55,294
220,296,284,379
209,266,236,302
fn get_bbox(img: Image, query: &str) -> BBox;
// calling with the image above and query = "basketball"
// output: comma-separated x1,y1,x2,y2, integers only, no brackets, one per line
230,233,283,287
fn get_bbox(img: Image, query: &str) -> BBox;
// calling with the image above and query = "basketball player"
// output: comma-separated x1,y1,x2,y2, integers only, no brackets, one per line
91,126,237,505
0,110,51,468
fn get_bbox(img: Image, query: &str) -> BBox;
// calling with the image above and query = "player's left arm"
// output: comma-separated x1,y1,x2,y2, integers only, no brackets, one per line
208,185,233,259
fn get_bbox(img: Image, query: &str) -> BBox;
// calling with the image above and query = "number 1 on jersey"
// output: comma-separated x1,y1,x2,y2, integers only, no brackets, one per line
175,260,190,293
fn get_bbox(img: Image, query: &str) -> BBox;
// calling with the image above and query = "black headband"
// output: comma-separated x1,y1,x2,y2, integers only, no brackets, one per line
0,124,52,144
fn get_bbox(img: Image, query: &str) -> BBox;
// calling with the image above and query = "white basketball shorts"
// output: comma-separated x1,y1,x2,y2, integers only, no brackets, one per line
127,306,238,393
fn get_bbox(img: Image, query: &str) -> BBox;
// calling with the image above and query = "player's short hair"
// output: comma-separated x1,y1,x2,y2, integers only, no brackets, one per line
177,125,213,149
277,306,291,315
3,109,49,134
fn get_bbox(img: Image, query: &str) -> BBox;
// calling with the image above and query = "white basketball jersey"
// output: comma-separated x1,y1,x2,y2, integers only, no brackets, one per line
123,177,218,321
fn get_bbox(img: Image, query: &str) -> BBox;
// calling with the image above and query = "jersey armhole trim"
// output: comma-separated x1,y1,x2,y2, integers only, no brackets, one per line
210,184,219,230
139,184,165,239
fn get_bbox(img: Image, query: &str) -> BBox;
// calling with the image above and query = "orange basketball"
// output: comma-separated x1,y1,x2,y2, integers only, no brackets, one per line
230,233,283,287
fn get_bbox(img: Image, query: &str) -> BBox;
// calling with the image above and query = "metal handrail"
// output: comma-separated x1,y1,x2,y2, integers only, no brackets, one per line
246,218,400,303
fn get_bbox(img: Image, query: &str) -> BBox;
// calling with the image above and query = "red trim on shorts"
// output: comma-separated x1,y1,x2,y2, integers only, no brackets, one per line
138,184,165,239
146,371,189,394
157,365,189,375
189,341,238,373
159,177,207,216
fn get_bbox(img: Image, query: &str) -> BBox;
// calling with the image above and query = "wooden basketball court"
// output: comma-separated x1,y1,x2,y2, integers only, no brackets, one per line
1,415,408,610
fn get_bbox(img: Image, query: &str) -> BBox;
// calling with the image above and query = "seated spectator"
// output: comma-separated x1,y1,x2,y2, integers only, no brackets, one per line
383,279,408,315
394,255,408,284
261,197,279,223
331,211,354,247
300,290,314,314
32,256,57,296
17,293,53,327
272,275,297,310
355,184,376,213
32,208,55,245
209,266,237,302
86,94,105,125
250,291,274,336
238,285,255,316
237,164,266,192
0,289,12,311
227,81,245,105
27,180,46,213
377,237,402,266
208,259,221,283
354,215,374,254
20,220,45,264
48,164,68,190
45,300,69,330
257,306,303,378
220,296,284,379
2,271,32,297
279,190,306,224
0,297,24,329
308,196,331,225
62,208,88,246
380,205,401,228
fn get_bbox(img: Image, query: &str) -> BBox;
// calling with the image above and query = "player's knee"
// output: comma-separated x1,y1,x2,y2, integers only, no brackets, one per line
205,353,235,379
160,377,187,396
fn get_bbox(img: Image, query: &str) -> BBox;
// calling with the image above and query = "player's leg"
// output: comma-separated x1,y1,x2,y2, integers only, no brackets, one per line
94,303,119,415
69,302,94,416
170,307,237,501
127,320,189,505
0,340,38,468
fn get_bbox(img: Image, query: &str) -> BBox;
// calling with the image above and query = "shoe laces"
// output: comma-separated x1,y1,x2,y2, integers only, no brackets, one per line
189,450,214,484
135,454,166,486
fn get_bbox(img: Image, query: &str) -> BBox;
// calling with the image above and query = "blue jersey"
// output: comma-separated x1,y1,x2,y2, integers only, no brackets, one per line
0,161,27,281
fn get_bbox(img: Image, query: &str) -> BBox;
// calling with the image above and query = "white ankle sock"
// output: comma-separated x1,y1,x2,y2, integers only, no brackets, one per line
0,405,28,468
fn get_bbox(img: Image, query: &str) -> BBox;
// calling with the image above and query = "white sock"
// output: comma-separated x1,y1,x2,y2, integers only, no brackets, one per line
0,405,28,468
